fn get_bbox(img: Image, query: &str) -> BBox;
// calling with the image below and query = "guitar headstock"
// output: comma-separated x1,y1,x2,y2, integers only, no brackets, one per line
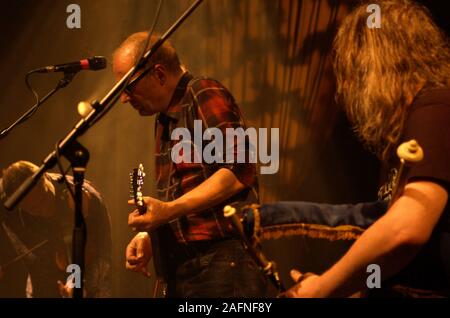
129,163,147,215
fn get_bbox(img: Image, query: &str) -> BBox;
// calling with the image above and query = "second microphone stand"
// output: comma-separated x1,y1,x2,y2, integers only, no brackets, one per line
0,71,76,140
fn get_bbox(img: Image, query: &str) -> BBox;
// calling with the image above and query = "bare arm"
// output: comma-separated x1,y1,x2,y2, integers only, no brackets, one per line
128,168,246,231
169,168,245,218
288,180,448,297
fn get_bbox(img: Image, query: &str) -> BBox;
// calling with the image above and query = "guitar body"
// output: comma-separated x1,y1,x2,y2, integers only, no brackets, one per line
150,224,180,296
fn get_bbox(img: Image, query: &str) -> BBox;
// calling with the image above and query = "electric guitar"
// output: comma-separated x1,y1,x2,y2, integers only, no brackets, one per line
129,164,147,215
129,164,177,297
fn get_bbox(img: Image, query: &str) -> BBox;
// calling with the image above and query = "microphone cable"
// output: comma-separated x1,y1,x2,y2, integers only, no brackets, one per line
24,70,41,121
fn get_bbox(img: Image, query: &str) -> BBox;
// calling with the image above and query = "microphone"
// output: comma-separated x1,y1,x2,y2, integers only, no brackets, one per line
34,56,107,73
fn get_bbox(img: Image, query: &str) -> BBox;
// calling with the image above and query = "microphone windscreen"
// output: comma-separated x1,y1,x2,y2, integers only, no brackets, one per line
88,56,107,71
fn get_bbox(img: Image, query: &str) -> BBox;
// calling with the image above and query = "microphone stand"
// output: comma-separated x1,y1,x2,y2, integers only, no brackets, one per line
3,0,204,298
0,72,76,140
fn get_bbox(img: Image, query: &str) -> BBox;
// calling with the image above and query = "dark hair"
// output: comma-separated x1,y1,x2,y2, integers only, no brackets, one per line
1,160,39,198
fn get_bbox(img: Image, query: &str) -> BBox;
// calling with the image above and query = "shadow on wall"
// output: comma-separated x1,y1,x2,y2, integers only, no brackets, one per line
0,0,397,297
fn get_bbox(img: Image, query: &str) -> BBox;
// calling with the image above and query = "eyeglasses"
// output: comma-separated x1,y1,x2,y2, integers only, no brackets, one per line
124,64,155,95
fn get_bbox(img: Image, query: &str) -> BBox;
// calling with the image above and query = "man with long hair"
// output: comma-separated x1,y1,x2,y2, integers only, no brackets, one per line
286,0,450,297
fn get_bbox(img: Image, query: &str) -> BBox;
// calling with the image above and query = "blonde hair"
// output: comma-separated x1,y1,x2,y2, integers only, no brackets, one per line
2,160,39,198
333,0,450,161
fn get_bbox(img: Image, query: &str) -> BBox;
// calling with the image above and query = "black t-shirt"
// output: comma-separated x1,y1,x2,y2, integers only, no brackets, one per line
404,88,450,195
390,88,450,292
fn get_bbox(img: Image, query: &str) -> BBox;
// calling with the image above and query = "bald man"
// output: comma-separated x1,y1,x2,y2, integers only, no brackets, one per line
115,32,275,298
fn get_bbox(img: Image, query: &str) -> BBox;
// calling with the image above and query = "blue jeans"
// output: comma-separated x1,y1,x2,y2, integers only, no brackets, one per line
245,201,388,237
167,239,277,298
244,201,450,295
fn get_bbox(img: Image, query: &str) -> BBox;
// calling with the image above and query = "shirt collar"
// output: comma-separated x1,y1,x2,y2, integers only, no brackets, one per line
157,72,193,124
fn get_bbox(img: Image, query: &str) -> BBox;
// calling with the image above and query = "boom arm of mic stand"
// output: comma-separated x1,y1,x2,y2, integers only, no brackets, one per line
4,0,204,210
98,0,204,109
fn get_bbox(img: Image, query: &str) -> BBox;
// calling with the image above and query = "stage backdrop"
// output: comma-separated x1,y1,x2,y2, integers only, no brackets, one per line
0,0,387,297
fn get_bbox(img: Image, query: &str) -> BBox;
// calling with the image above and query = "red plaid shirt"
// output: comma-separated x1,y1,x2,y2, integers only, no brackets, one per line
155,72,259,243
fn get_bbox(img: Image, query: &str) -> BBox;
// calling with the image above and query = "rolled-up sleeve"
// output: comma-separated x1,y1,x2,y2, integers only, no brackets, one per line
192,79,257,187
